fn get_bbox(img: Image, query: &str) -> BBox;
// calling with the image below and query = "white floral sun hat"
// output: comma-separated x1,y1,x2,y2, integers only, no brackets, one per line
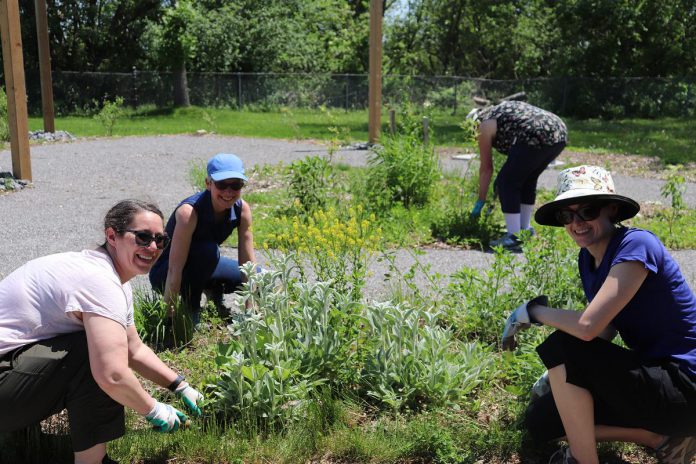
535,165,640,227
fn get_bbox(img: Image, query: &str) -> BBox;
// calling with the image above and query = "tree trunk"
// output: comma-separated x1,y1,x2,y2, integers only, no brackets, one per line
173,63,190,107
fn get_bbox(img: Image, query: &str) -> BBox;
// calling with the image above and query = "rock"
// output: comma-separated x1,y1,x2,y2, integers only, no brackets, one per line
28,130,76,143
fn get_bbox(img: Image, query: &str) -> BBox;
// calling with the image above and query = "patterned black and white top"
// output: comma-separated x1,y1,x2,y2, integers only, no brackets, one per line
479,101,567,154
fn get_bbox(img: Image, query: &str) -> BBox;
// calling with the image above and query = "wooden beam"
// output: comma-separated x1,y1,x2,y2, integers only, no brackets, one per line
35,0,54,133
0,0,32,181
368,0,383,144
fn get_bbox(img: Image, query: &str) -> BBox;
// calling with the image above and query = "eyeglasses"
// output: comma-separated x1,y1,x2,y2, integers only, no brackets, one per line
213,179,245,191
125,229,170,249
554,203,605,225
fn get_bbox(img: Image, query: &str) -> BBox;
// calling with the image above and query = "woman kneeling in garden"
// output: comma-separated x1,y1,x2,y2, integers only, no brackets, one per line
503,166,696,464
0,200,203,464
149,153,257,325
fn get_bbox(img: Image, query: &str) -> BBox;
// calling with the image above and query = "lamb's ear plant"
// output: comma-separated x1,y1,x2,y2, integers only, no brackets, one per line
360,302,493,412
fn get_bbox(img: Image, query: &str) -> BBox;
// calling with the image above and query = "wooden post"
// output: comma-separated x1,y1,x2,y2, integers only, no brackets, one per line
423,117,429,145
368,0,383,144
35,0,54,133
0,0,32,180
389,109,395,135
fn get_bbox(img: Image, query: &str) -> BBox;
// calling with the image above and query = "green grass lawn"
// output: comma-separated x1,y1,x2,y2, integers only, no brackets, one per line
28,106,696,165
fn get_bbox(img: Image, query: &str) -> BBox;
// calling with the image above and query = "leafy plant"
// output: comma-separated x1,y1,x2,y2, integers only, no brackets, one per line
264,205,382,299
444,226,584,347
210,261,359,429
134,290,194,350
659,165,687,245
93,96,125,136
365,133,440,210
360,302,492,412
288,155,333,215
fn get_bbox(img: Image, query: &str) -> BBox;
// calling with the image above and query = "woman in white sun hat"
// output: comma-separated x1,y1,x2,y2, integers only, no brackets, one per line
502,166,696,463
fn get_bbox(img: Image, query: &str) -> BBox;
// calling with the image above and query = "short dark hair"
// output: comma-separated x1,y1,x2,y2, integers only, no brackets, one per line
102,200,164,245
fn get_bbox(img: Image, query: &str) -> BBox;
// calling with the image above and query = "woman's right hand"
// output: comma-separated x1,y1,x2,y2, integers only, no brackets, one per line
144,401,189,433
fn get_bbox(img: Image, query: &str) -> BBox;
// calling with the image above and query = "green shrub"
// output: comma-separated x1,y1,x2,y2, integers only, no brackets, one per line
288,155,333,215
93,96,125,136
444,226,584,347
365,133,440,209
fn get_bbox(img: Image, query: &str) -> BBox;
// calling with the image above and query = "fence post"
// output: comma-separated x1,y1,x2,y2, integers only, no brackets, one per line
236,72,242,108
131,66,138,108
389,109,395,135
344,75,349,110
452,79,457,115
422,116,429,145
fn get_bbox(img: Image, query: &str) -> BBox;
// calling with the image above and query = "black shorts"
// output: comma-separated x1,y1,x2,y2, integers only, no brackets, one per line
0,331,125,451
525,330,696,443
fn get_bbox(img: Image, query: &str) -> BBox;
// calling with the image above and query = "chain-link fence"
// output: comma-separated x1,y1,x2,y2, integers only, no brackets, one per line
22,70,696,119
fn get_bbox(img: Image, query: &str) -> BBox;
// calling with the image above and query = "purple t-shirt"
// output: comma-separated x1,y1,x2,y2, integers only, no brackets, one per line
579,227,696,379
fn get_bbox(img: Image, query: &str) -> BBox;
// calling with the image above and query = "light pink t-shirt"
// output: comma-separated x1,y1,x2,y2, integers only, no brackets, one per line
0,249,133,355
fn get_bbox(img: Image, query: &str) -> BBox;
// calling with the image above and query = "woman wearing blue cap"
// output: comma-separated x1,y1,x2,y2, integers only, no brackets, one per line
149,153,256,325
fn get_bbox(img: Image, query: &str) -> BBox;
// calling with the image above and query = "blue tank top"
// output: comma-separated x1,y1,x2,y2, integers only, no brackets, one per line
579,227,696,379
152,190,242,273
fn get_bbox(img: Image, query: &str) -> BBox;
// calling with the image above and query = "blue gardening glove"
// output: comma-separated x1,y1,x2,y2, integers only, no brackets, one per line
145,401,188,433
471,199,486,218
175,382,204,417
501,295,548,351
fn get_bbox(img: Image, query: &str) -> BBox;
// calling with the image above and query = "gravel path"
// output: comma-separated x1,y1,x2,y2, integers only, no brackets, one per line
2,135,696,298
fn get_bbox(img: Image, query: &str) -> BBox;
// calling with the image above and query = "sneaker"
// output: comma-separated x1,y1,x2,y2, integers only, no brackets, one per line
489,232,521,251
656,435,696,464
548,446,578,464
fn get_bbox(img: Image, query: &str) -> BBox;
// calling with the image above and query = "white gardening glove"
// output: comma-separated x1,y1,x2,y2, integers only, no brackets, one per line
530,370,551,402
175,382,204,417
144,401,188,433
501,295,548,351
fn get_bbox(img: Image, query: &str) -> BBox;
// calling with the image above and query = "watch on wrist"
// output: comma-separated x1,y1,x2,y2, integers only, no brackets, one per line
167,374,185,392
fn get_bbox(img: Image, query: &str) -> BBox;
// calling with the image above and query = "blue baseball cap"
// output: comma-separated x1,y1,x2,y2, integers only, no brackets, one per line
207,153,247,181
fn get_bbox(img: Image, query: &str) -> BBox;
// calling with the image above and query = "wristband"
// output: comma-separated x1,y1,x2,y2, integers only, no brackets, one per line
167,374,185,392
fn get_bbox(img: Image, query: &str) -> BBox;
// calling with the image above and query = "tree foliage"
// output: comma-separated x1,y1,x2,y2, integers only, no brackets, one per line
4,0,695,80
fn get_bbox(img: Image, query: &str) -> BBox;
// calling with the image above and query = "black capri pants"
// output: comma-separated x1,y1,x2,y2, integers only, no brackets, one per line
525,331,696,444
495,141,566,214
0,331,125,451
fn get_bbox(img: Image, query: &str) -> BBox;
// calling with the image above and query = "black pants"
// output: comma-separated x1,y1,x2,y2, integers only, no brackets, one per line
495,141,566,213
0,332,124,451
525,331,696,444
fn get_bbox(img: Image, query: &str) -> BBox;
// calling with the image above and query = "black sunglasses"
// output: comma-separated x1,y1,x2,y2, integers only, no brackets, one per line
213,179,245,191
125,229,170,249
554,203,605,225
